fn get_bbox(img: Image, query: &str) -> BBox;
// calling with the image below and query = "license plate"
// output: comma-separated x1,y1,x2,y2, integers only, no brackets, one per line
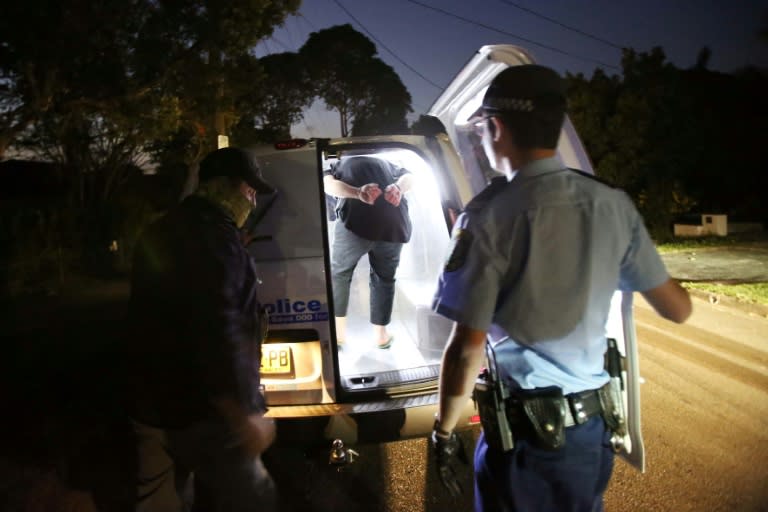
260,344,293,376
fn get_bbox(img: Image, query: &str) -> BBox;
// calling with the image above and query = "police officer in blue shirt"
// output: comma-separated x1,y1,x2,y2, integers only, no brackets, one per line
429,65,692,511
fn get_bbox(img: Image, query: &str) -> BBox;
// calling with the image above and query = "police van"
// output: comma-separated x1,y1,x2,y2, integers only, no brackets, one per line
249,45,645,470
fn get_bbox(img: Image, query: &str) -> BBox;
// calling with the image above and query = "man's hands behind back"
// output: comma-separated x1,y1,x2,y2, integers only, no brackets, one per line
358,183,381,204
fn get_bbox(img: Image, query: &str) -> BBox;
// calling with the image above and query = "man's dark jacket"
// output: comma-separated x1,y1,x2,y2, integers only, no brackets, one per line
127,195,265,428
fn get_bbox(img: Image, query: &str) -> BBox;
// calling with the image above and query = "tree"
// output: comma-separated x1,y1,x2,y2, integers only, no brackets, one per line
132,0,302,196
567,46,768,236
1,0,301,278
1,0,302,194
231,52,316,145
299,24,412,137
350,59,412,136
568,48,699,237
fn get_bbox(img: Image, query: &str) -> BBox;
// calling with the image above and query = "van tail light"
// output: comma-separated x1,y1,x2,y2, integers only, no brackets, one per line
469,414,481,425
274,139,309,150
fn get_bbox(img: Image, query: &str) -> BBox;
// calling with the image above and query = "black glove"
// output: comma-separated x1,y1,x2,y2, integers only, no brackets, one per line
431,429,469,497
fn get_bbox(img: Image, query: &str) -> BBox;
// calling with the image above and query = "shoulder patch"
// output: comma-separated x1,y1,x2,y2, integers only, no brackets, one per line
444,228,473,272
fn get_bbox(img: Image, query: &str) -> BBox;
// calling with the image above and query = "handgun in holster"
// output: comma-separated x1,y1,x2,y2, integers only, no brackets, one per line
599,337,628,451
472,342,515,452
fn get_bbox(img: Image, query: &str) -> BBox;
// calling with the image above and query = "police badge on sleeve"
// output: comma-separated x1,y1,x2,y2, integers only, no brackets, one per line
444,228,473,272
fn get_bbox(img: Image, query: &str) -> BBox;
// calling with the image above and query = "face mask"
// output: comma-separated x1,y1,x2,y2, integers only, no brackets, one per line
195,177,254,228
228,191,253,228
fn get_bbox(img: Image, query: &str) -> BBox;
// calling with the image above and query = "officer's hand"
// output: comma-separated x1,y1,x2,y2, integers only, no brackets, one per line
384,183,402,207
215,398,276,456
357,183,381,204
431,430,469,497
236,414,277,457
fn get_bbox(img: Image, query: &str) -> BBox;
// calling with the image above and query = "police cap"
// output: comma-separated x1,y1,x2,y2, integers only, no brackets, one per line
199,147,275,194
472,64,566,120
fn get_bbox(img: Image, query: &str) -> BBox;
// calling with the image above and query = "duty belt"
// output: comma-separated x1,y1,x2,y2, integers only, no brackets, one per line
506,384,606,429
562,387,604,427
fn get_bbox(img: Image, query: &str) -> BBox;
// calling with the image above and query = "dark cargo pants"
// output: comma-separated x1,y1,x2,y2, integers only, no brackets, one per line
330,222,403,325
474,415,615,512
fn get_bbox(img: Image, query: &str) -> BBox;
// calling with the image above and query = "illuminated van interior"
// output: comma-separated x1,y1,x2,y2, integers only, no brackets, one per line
322,148,454,391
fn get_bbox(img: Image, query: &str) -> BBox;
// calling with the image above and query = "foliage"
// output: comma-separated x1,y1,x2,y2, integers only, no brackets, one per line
0,0,302,280
231,52,316,146
299,24,412,137
350,59,412,136
0,203,79,297
132,0,302,196
566,47,768,237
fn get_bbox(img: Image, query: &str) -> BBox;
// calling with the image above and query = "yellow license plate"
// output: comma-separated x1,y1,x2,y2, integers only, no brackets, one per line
260,344,293,376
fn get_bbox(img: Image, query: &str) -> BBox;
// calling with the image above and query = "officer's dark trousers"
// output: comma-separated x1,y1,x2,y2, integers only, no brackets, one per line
474,416,614,512
331,222,403,325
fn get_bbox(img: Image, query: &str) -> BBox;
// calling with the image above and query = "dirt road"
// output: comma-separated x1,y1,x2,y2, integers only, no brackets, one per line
602,295,768,511
255,291,768,512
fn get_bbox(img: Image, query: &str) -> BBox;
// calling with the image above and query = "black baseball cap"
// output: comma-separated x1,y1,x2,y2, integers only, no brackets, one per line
199,147,275,194
469,64,566,122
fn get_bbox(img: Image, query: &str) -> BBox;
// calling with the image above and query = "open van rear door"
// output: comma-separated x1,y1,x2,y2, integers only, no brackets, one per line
248,138,479,444
427,45,645,471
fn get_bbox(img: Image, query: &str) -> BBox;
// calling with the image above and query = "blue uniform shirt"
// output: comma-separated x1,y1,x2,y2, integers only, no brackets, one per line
432,157,669,394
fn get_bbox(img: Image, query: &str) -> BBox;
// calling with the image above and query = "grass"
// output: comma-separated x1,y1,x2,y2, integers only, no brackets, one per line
682,282,768,306
657,232,768,307
656,233,767,253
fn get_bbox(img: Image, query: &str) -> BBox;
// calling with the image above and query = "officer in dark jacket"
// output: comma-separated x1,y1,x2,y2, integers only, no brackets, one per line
128,147,278,512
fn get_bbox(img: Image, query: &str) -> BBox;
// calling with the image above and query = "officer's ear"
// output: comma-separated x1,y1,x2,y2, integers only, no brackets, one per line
489,116,504,142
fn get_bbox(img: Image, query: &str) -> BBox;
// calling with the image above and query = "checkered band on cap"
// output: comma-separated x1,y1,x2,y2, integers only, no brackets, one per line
485,97,535,112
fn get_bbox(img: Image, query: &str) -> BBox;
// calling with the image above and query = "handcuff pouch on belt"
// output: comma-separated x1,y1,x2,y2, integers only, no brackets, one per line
517,386,567,451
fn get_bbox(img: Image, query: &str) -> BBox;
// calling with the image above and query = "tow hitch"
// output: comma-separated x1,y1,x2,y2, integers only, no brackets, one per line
328,439,359,466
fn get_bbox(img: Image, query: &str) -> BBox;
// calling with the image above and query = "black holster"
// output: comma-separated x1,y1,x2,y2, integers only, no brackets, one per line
473,370,515,452
511,386,567,451
597,379,626,436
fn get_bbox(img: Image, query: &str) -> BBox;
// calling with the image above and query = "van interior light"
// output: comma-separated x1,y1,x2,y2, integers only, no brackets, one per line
275,139,309,150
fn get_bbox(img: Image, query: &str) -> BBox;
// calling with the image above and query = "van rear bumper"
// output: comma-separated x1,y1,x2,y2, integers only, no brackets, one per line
265,393,477,445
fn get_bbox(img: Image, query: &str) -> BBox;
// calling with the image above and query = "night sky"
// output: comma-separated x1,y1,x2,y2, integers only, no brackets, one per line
253,0,768,138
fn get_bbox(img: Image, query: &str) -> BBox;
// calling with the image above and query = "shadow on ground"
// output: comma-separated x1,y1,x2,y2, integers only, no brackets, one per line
1,279,136,512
